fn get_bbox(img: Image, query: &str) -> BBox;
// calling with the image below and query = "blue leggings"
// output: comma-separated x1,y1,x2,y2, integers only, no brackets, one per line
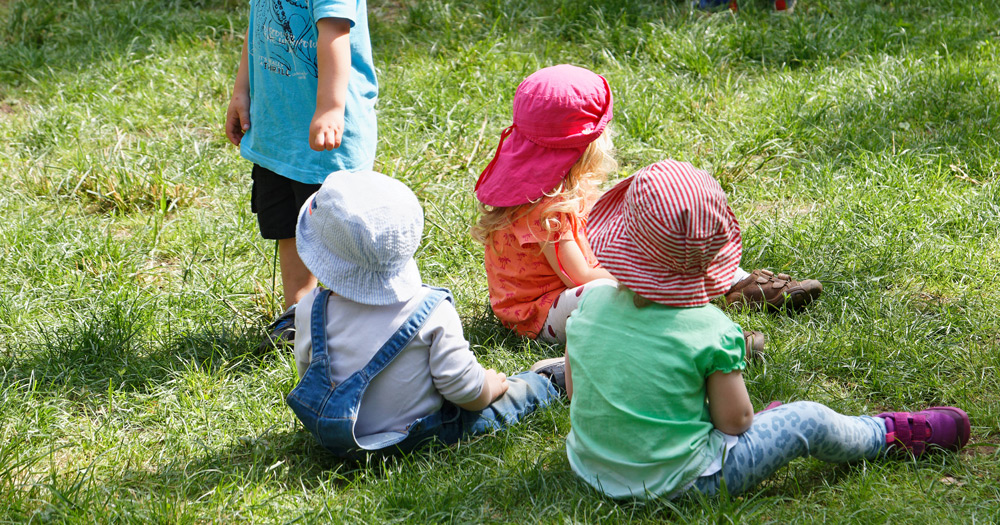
691,401,887,496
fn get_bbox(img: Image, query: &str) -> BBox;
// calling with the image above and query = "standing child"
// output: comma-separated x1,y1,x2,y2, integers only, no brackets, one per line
286,170,561,456
224,0,378,349
552,161,969,499
471,64,819,345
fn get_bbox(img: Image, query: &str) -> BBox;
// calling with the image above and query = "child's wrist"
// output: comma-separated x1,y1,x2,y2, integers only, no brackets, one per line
314,102,346,115
485,373,497,397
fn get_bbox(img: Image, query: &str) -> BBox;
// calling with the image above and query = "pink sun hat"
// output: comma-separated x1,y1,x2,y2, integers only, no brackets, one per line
474,64,614,207
587,160,743,307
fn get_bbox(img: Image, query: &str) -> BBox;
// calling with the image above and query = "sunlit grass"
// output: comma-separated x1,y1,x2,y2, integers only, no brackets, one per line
0,0,998,522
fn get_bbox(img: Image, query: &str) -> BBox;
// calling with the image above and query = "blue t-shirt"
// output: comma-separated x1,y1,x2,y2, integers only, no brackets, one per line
241,0,378,184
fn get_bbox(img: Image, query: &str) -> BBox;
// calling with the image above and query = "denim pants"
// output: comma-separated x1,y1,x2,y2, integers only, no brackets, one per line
405,371,560,448
691,401,887,496
287,287,560,457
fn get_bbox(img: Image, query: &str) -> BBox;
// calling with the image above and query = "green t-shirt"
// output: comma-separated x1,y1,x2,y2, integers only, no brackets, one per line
565,286,746,499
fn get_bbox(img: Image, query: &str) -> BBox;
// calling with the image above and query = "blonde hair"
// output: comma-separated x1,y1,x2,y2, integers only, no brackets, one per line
471,129,617,247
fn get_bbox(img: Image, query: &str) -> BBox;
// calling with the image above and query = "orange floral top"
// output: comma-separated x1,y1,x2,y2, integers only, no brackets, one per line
483,199,600,338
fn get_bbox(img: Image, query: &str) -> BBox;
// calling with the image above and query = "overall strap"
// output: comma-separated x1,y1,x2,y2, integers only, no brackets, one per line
307,287,453,369
309,288,335,360
288,286,454,455
357,287,452,381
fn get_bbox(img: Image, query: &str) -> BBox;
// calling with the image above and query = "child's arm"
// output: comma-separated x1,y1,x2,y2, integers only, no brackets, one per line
456,369,509,411
310,17,351,151
541,240,617,288
224,30,251,146
706,370,754,435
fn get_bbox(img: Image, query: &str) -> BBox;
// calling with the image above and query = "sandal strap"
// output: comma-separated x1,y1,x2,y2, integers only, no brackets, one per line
910,413,928,455
888,412,909,448
884,412,929,455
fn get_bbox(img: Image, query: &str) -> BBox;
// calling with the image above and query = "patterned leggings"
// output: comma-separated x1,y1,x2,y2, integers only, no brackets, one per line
538,279,617,343
691,401,887,496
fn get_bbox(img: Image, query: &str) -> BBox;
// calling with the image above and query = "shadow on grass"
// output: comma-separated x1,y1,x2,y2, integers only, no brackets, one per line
89,424,556,516
461,301,529,349
0,300,275,403
458,296,558,346
130,424,882,522
1,0,242,80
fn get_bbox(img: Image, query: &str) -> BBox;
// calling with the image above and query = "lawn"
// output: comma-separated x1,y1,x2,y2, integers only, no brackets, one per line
1,0,999,522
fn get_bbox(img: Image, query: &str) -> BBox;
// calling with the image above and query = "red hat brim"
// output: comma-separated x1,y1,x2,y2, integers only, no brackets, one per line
475,129,588,207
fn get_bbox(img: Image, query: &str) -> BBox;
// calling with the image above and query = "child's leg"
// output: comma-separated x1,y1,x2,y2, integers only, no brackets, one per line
278,238,318,309
696,0,738,11
251,165,322,308
251,165,322,350
432,372,561,444
691,401,886,496
538,279,617,343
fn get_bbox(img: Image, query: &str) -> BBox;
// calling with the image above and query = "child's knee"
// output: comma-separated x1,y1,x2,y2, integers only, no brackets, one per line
503,371,561,407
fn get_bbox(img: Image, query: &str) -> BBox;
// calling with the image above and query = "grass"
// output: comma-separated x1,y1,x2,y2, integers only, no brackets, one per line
1,0,999,522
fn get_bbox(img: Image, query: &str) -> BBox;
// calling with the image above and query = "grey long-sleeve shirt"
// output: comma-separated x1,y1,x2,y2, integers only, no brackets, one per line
294,287,486,437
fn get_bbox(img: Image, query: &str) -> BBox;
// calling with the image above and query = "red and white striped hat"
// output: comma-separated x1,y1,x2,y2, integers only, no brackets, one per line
587,160,742,307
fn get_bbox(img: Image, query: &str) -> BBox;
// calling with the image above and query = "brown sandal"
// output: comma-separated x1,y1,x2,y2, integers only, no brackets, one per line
743,330,766,361
724,269,822,312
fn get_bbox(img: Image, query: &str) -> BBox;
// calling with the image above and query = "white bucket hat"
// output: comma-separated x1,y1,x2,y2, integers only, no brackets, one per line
296,170,423,306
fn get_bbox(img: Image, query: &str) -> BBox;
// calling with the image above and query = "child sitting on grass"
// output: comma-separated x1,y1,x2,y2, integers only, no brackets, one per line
285,170,561,456
542,160,970,499
472,64,820,347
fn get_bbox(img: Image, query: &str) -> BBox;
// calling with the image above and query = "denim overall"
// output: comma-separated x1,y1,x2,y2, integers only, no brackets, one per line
286,287,560,457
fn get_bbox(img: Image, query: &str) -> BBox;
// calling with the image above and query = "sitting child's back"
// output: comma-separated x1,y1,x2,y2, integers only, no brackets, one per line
294,285,484,437
566,272,746,498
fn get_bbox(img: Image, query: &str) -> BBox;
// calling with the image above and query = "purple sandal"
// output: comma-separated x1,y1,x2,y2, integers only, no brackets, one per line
876,406,971,456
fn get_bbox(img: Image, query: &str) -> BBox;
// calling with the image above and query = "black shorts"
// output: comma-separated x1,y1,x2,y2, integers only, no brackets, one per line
250,165,323,240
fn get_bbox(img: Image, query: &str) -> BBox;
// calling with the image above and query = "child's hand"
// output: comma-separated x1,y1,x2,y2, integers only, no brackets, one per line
483,369,509,402
309,107,344,151
225,93,251,146
456,368,509,411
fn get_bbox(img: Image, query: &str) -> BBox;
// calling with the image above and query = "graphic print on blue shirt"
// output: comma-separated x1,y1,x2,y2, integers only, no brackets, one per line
255,0,318,79
242,0,378,184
